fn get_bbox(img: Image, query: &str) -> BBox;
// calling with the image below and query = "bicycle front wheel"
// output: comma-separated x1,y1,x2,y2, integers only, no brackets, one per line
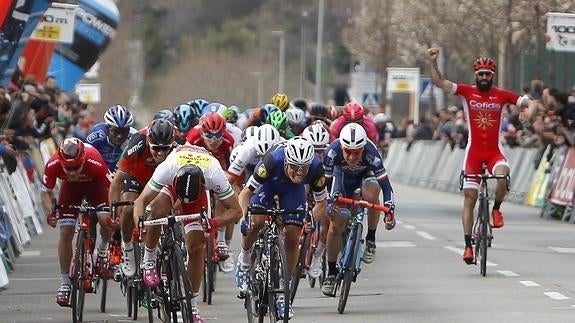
338,222,362,314
171,245,194,323
479,198,489,277
71,230,86,323
268,237,290,323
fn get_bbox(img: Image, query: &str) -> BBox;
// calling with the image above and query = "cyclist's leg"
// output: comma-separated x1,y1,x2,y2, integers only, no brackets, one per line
489,152,509,228
118,190,139,276
142,190,173,287
462,150,482,263
277,184,306,278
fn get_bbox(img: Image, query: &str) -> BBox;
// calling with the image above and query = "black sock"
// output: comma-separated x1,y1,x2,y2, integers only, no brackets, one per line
464,235,472,247
328,261,337,276
493,200,502,210
366,229,376,242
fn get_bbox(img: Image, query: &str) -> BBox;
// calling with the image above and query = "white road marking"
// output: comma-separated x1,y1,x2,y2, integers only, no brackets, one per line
497,270,519,277
403,224,416,230
544,292,570,300
376,241,416,248
15,262,59,266
519,280,540,287
548,246,575,254
443,246,497,266
20,250,42,257
416,231,436,240
10,277,60,281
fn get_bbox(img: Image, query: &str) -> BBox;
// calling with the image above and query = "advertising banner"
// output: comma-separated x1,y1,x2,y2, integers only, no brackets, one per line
31,3,77,43
546,12,575,53
548,147,575,206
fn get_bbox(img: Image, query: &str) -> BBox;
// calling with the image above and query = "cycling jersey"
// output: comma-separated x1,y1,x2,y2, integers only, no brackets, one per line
85,122,137,171
116,128,168,189
245,143,327,225
42,145,112,221
226,123,242,147
185,127,235,169
454,83,527,188
323,139,394,205
227,137,261,180
330,116,379,143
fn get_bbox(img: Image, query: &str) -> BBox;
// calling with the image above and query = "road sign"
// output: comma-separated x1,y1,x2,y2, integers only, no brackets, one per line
362,92,380,108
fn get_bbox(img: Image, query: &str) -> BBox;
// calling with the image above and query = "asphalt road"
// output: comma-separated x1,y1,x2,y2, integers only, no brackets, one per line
1,182,575,322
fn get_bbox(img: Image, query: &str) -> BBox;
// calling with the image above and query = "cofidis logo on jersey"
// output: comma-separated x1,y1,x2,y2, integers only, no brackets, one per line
469,100,501,110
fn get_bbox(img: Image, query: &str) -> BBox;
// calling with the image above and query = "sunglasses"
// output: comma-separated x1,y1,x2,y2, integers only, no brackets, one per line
343,147,363,156
287,163,310,173
109,127,130,136
149,144,172,152
203,132,223,140
476,71,494,77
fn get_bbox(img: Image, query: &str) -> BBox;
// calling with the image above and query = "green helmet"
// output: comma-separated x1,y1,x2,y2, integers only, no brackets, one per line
268,110,287,130
222,107,238,123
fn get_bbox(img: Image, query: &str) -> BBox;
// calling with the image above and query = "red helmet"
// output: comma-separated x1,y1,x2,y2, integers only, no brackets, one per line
58,137,86,169
200,112,226,134
343,102,364,122
473,57,497,73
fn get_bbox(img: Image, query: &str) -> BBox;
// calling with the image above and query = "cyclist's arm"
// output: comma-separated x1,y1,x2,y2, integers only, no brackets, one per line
41,191,53,215
216,192,243,227
427,49,453,93
109,169,128,204
133,183,160,225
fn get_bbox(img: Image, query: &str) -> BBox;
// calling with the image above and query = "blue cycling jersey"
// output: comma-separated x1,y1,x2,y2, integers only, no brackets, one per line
85,122,136,171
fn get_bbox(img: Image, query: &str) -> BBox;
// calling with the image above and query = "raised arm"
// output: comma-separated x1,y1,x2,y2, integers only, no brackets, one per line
425,48,454,93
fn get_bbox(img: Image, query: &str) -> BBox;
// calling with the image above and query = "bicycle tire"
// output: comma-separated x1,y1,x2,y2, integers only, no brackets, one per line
338,222,362,314
269,237,290,322
205,235,216,305
127,283,133,318
245,245,262,323
290,230,310,304
99,276,107,313
307,223,320,288
480,197,489,277
70,230,86,323
171,245,194,323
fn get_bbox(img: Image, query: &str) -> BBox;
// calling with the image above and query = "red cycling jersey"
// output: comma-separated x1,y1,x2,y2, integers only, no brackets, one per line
455,83,526,187
42,145,111,218
186,128,235,169
330,116,379,143
116,128,164,188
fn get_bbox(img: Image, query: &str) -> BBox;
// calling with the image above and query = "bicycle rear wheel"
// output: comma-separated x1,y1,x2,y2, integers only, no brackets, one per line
290,230,310,304
71,230,86,323
202,235,216,305
269,237,290,322
171,245,194,323
338,223,362,314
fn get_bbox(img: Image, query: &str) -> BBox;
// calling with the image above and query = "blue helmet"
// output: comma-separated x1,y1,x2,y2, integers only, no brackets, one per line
173,104,195,133
189,98,210,112
153,109,174,121
104,105,134,128
202,102,227,116
262,103,279,122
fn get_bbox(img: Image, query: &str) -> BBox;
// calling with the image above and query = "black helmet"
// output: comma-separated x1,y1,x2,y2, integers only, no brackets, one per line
174,165,205,203
147,119,175,146
291,97,308,110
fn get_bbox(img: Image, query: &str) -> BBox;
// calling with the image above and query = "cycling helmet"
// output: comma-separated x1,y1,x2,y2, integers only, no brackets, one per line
310,102,328,118
373,113,389,124
284,136,315,166
186,101,203,118
473,57,497,73
271,93,289,111
241,125,259,142
286,108,305,125
222,107,239,124
202,102,226,116
302,123,329,148
190,98,210,112
153,109,174,121
58,137,86,169
343,102,364,122
104,105,134,128
174,164,206,203
268,110,287,130
147,119,175,145
291,97,308,110
173,104,194,133
200,112,226,134
262,104,279,121
254,124,280,156
327,105,339,121
339,123,367,149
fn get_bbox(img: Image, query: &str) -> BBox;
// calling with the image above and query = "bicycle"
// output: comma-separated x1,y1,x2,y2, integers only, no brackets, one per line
242,206,306,323
53,200,109,323
202,193,218,305
330,195,389,314
460,163,509,277
144,212,205,323
289,210,313,304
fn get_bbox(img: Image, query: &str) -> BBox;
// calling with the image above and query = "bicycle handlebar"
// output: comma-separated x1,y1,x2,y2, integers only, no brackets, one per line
143,213,202,226
54,203,109,213
334,196,389,213
247,206,308,217
110,200,134,207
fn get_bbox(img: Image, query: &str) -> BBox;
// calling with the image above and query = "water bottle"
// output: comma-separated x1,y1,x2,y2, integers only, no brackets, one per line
142,292,149,308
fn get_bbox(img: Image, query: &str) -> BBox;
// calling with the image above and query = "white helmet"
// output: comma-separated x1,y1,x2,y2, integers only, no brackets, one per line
286,108,305,125
339,123,367,149
254,124,280,156
242,125,259,142
373,113,389,124
302,123,329,149
284,136,315,166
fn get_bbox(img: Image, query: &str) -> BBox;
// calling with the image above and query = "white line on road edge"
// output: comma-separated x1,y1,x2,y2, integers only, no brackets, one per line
20,250,42,257
416,231,436,240
403,224,416,230
497,270,519,277
10,277,60,281
544,292,570,300
548,246,575,254
376,241,416,248
519,280,540,287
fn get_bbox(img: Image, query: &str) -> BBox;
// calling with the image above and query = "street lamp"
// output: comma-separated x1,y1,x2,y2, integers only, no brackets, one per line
300,11,308,97
250,71,264,107
315,0,325,102
270,30,286,93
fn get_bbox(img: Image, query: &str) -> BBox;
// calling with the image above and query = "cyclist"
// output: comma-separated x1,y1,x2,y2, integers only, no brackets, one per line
426,47,531,264
86,104,137,172
269,109,295,139
222,106,243,145
235,136,327,319
133,144,242,322
173,103,198,143
41,138,114,306
271,92,290,111
321,123,396,297
108,119,176,277
186,112,236,264
286,107,307,136
329,102,379,143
